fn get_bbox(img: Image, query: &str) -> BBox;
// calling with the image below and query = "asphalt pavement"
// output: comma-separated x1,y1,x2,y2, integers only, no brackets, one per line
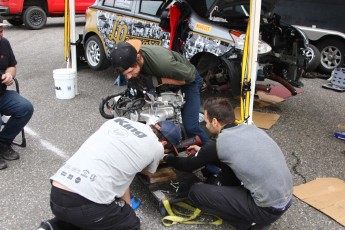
0,18,344,230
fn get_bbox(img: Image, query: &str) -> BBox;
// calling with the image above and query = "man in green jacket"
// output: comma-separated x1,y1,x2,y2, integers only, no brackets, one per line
109,39,208,145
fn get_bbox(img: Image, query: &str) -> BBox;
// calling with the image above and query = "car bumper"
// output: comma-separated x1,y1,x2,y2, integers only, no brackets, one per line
0,6,9,14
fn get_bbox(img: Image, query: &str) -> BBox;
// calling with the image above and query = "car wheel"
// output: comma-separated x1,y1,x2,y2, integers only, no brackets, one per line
85,35,110,70
305,44,321,72
317,39,345,74
7,18,23,26
23,6,47,30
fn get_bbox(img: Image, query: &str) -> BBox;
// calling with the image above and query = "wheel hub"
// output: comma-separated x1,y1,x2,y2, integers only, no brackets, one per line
322,46,341,68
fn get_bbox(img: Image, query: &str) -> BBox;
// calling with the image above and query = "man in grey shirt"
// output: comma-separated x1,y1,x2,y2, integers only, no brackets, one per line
187,97,293,230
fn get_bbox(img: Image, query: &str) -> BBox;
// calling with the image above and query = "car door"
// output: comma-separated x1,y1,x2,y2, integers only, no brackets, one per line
98,0,169,51
84,0,170,70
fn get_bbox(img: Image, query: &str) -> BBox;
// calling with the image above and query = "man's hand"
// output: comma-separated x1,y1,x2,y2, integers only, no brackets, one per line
1,73,14,86
186,145,201,155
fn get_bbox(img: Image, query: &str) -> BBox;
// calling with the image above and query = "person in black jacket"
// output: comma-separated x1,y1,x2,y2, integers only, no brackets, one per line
0,16,34,170
163,138,241,186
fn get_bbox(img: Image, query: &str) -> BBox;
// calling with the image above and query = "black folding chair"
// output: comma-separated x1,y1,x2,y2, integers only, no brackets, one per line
0,78,27,147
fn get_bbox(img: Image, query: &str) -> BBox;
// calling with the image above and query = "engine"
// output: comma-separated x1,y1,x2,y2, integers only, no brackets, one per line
117,89,185,125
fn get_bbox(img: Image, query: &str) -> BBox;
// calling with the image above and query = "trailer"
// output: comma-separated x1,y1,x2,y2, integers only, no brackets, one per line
274,0,345,73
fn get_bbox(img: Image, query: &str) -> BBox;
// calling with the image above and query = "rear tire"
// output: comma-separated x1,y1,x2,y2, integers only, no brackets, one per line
85,35,110,71
23,6,47,30
317,39,345,74
305,44,321,72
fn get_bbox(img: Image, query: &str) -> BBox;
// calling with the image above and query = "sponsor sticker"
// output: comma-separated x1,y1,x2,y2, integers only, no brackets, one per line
194,23,212,32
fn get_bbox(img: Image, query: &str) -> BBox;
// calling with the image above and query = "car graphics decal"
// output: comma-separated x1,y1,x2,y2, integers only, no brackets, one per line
183,32,233,59
95,10,233,59
96,10,170,56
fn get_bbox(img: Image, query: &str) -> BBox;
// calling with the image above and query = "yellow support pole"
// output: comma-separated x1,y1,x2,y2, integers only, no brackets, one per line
237,21,251,124
64,0,70,63
238,0,261,125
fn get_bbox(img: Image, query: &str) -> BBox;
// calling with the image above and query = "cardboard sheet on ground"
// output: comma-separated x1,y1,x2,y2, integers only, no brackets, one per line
254,85,304,108
293,178,345,227
255,91,285,108
234,107,280,129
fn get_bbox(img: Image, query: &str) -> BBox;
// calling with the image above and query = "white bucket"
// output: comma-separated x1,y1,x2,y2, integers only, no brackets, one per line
53,68,76,99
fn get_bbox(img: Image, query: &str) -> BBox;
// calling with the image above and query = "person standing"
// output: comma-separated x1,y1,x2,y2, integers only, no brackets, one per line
0,16,34,169
166,97,293,230
38,118,181,230
109,39,208,145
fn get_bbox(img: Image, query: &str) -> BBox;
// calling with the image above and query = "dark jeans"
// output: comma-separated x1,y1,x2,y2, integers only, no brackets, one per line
49,186,140,230
0,90,33,143
188,184,288,230
181,73,208,145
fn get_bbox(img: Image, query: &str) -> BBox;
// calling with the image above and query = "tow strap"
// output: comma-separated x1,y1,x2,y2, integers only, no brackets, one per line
161,198,223,226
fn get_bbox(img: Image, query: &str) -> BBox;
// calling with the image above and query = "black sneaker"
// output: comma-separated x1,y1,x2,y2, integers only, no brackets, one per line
37,221,54,230
0,158,7,170
250,223,272,230
0,142,19,160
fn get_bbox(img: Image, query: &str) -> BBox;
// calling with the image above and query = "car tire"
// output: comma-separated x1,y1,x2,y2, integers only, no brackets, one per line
316,39,345,74
85,35,110,71
7,18,23,26
23,6,47,30
305,44,321,72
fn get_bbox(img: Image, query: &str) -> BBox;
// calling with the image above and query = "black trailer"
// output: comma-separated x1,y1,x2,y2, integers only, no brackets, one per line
274,0,345,73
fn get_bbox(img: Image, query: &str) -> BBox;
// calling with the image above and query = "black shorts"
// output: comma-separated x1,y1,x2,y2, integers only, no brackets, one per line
50,186,140,230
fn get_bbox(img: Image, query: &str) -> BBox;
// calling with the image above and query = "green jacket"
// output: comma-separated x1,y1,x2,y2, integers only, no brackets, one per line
140,46,196,87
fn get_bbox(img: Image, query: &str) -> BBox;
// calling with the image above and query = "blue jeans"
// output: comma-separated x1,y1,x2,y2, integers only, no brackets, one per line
181,73,208,145
0,90,34,143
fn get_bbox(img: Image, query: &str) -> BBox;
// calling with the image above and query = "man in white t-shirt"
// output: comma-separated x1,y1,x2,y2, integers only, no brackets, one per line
37,117,181,230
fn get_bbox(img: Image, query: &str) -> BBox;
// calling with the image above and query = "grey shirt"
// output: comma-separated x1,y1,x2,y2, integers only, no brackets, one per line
217,124,293,207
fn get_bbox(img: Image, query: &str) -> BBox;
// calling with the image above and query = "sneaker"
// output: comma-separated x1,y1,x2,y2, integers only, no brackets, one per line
37,221,54,230
250,223,272,230
0,142,19,160
0,158,7,170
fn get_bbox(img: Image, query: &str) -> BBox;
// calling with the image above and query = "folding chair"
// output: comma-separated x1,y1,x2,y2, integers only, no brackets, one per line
0,78,27,147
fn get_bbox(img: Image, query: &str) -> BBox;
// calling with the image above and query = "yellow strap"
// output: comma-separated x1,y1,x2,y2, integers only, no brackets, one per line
161,199,223,227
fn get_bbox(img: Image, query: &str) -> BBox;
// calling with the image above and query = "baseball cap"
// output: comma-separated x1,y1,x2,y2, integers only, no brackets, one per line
0,16,8,26
109,39,142,71
159,121,181,155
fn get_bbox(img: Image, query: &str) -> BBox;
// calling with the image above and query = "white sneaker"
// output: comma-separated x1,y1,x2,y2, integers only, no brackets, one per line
37,221,54,230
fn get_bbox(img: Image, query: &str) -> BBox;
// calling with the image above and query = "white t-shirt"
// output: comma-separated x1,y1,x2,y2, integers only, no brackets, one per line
51,118,163,204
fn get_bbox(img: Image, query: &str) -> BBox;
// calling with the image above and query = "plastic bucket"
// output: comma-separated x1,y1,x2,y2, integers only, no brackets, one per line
53,68,76,99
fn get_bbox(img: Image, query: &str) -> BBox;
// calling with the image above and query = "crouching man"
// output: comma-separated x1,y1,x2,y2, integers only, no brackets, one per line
38,117,181,230
165,97,293,230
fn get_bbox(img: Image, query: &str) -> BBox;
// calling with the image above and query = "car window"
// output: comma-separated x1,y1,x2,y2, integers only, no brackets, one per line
103,0,134,10
139,0,164,16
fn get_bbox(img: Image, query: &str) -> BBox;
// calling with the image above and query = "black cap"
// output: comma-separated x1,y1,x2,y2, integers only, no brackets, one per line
109,40,142,71
159,121,181,155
